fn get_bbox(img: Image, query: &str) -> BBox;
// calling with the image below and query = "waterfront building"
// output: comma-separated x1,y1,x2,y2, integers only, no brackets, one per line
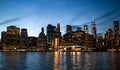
27,36,37,48
108,27,114,48
20,28,28,48
84,25,88,34
97,33,104,48
84,25,89,47
6,25,20,49
63,25,73,45
114,21,119,48
47,24,54,47
72,27,85,46
1,31,7,49
91,20,97,47
37,27,47,51
66,25,72,33
89,35,95,48
52,23,61,51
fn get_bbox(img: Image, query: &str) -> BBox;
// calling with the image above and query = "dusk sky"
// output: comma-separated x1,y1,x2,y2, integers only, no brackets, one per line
0,0,120,39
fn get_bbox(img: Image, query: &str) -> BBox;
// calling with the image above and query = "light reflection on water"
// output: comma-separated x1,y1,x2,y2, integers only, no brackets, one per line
0,52,120,70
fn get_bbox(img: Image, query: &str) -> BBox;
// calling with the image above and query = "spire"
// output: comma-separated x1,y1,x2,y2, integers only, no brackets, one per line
57,21,60,32
41,27,44,33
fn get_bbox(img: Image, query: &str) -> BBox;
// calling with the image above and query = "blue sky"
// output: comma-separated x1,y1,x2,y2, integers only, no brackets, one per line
0,0,120,38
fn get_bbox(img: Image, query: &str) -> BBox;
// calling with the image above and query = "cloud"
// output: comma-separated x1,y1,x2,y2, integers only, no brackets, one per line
95,7,120,21
0,16,25,25
71,7,120,27
68,9,90,24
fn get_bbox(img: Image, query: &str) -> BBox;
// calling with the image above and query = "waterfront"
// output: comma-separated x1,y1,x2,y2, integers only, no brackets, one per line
0,52,120,70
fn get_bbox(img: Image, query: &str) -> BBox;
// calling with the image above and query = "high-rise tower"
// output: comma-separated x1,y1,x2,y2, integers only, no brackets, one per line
47,24,54,45
6,25,20,48
91,19,97,48
37,27,47,51
91,20,96,39
66,25,72,33
21,28,28,37
114,21,119,47
57,22,60,32
1,31,7,49
84,25,88,34
20,28,28,48
114,21,119,38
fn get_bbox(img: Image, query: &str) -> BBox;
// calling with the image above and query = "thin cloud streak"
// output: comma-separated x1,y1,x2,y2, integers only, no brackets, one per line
0,16,25,25
71,7,120,27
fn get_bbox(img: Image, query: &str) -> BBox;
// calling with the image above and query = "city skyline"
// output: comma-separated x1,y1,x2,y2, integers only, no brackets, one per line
0,20,119,51
0,0,120,39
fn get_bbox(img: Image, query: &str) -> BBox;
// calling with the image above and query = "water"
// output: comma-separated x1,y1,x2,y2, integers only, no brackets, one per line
0,52,120,70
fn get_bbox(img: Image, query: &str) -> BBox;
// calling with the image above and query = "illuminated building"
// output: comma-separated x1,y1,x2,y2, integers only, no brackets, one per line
108,27,114,48
97,33,104,48
63,25,73,46
47,24,54,46
52,23,61,51
57,22,60,32
91,20,97,47
27,36,37,48
1,31,7,49
6,25,20,49
66,25,72,33
114,21,119,38
91,20,96,39
104,31,108,48
83,25,89,47
84,25,88,34
89,35,94,47
37,27,47,51
20,28,28,48
114,21,119,48
72,27,85,46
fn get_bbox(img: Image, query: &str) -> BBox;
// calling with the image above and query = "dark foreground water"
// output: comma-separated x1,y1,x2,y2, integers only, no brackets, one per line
0,52,120,70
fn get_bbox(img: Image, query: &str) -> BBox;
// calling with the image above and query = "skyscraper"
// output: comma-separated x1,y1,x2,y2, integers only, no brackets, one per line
97,33,104,48
6,25,20,49
114,21,119,37
114,21,119,47
20,28,28,48
63,25,72,46
108,27,114,48
52,23,61,51
1,31,7,49
37,27,47,51
91,20,96,39
84,25,88,34
47,24,54,45
21,28,28,37
57,22,60,32
91,20,97,47
66,25,72,33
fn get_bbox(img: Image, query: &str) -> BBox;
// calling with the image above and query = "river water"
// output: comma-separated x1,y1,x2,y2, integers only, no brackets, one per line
0,52,120,70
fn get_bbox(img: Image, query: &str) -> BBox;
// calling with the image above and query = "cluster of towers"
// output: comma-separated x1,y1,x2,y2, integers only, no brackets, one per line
0,20,119,51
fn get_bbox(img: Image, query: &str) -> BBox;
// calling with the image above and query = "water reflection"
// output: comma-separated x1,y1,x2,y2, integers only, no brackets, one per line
0,52,120,70
54,52,59,70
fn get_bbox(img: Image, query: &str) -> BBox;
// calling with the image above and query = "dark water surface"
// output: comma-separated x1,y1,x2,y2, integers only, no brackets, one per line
0,52,120,70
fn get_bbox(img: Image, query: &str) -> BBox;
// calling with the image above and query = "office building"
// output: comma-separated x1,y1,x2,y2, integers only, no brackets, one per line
6,25,20,49
37,27,47,51
20,28,28,48
114,21,119,48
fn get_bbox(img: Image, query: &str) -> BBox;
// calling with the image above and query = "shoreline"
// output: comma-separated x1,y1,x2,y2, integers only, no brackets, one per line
1,49,120,52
